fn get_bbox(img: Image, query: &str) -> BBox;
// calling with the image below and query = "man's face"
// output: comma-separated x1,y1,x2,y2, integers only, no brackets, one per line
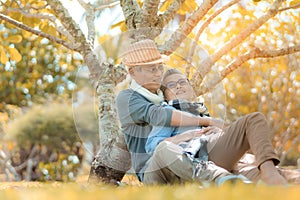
163,73,195,102
129,63,164,93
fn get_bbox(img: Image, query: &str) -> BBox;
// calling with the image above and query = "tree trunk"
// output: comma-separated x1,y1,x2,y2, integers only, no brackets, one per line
88,62,131,184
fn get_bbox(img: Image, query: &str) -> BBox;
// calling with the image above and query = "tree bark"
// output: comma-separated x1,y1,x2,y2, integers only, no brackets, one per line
88,62,131,184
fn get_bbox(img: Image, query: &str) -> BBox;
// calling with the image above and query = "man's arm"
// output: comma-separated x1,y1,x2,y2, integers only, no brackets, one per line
170,110,227,129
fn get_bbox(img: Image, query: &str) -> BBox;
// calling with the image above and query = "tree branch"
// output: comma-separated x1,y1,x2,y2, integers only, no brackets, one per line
120,0,140,30
196,44,300,95
95,1,120,11
156,0,185,29
0,13,77,50
78,0,96,46
45,0,87,47
185,0,239,77
192,0,284,88
142,0,160,24
46,0,102,89
94,0,119,7
279,3,300,12
160,0,219,55
3,7,74,43
120,0,162,40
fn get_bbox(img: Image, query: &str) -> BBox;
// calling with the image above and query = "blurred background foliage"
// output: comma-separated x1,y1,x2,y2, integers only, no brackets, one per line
1,103,98,181
6,104,79,150
160,1,300,165
0,24,84,111
0,11,87,181
200,4,300,164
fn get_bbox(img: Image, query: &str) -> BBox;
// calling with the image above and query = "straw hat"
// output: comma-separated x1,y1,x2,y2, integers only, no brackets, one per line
122,39,168,67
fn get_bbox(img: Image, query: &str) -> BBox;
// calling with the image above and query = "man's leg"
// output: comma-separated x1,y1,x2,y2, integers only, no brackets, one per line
234,153,300,184
233,154,261,182
143,141,231,184
143,141,193,184
208,112,287,185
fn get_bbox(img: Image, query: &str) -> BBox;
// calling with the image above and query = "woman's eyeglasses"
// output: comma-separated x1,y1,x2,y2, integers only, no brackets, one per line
165,78,189,89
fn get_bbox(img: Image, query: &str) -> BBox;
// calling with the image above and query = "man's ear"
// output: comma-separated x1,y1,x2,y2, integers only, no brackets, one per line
128,67,135,77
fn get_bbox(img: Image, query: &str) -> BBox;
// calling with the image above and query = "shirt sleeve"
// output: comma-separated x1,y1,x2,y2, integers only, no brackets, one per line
117,90,173,127
145,125,176,154
145,105,177,154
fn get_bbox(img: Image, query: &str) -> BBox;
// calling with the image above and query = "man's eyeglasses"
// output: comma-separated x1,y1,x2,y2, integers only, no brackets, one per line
138,64,164,73
165,78,189,89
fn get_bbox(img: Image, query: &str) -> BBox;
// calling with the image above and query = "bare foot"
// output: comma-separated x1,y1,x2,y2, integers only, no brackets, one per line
260,160,288,185
278,168,300,184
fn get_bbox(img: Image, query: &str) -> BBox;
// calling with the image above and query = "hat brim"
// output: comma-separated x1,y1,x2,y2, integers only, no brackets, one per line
123,55,169,67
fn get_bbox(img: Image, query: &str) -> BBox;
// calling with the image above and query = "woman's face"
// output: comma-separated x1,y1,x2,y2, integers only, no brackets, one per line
163,73,195,101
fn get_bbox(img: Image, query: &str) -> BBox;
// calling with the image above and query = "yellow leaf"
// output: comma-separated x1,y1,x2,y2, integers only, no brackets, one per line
137,0,143,7
8,142,14,151
23,17,35,27
8,47,22,63
290,0,300,6
48,25,57,36
28,0,39,3
40,23,57,36
98,34,110,44
160,0,198,15
120,22,128,32
295,73,300,82
111,21,128,32
178,0,198,15
22,30,32,39
111,21,125,29
32,1,47,7
0,49,8,64
160,0,173,12
32,70,40,79
6,35,23,43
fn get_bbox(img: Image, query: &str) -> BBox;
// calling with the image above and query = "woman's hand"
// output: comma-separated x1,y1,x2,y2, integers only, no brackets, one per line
164,129,205,144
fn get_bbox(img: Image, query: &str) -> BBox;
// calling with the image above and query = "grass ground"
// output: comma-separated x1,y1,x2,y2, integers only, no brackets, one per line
1,175,300,200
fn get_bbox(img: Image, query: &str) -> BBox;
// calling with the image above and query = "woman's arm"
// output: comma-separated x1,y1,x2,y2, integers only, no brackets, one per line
145,126,175,154
164,126,223,144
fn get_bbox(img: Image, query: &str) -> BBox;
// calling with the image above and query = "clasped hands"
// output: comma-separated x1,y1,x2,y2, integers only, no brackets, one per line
185,118,229,138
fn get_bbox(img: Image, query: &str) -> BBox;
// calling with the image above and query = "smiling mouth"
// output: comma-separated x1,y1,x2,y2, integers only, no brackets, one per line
176,90,185,95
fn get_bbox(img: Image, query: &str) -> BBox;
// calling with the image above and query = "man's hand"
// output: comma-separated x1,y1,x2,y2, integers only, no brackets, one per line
208,118,229,129
201,126,223,136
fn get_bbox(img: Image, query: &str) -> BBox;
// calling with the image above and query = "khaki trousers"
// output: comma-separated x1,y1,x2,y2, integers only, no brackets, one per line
143,112,279,184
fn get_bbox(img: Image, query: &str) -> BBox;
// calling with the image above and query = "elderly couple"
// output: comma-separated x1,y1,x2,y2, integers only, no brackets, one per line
116,39,288,186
